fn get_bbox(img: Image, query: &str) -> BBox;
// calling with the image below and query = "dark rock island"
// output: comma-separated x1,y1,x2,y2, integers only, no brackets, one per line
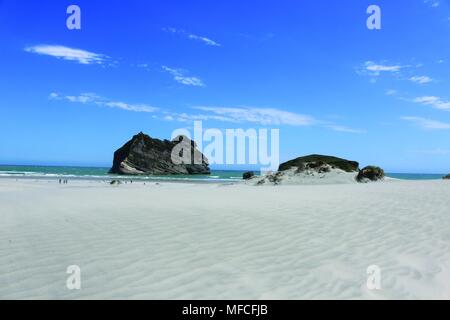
243,171,255,180
109,132,210,175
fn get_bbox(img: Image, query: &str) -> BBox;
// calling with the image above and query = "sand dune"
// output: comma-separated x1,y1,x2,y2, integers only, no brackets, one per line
1,178,450,299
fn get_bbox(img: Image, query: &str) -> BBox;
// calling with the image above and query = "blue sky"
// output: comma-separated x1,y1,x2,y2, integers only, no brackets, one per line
0,0,450,172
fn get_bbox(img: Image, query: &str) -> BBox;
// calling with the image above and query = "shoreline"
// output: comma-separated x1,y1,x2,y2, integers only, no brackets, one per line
0,175,242,185
0,172,448,185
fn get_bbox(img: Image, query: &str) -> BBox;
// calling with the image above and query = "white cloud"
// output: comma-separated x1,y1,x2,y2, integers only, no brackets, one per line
414,96,440,104
103,101,157,113
64,93,101,103
325,125,366,134
386,89,398,96
189,106,364,132
363,61,403,76
163,28,221,47
165,112,235,123
25,45,108,65
424,0,440,8
49,92,363,133
193,106,316,126
163,115,175,121
49,92,59,99
413,96,450,110
409,76,433,84
50,92,101,104
356,61,407,83
49,92,157,113
187,34,221,47
162,66,205,87
402,116,450,130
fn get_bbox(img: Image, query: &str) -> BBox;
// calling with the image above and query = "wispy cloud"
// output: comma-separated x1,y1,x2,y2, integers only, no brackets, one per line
25,45,109,65
402,116,450,130
356,61,407,83
49,92,157,113
190,106,365,133
163,27,221,47
324,125,366,134
409,76,433,84
187,34,220,47
413,96,450,110
162,112,236,123
162,66,205,87
424,0,440,8
386,89,398,96
361,61,404,76
193,106,316,126
49,92,363,133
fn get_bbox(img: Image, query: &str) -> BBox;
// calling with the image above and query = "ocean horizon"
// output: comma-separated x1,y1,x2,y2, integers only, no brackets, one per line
0,164,446,182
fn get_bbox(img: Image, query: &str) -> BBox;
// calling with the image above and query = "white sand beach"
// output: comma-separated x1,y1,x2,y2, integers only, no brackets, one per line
1,178,450,299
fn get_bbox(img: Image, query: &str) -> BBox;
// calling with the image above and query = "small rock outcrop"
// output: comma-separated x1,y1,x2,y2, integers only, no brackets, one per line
443,174,450,180
243,171,255,180
279,154,359,173
251,154,359,186
356,166,385,182
109,132,210,175
250,154,386,186
256,171,284,185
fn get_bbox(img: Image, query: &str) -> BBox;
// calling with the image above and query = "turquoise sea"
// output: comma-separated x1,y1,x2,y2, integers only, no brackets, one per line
0,165,246,182
0,165,446,182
